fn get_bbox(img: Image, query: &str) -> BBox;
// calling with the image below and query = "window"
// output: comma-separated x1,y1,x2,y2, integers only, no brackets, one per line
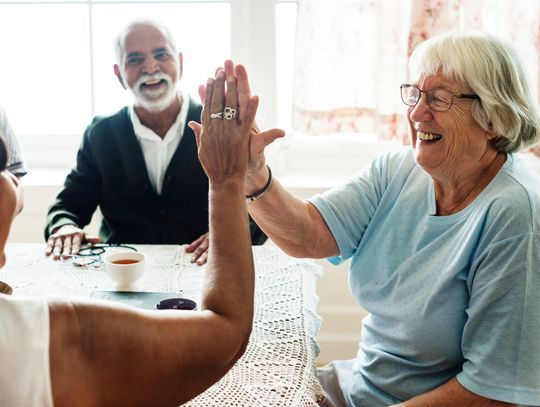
0,0,296,172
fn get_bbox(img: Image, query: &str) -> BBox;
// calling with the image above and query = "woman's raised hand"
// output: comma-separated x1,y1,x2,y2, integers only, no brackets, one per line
193,61,285,192
225,61,285,175
191,67,258,185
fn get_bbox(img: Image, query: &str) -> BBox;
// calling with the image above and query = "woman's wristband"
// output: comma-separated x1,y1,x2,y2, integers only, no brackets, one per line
245,165,273,203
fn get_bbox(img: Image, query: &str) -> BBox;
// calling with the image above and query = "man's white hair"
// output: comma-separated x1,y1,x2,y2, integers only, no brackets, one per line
114,18,178,66
409,31,540,153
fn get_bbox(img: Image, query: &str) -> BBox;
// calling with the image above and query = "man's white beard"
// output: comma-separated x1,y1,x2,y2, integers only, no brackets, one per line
129,72,178,112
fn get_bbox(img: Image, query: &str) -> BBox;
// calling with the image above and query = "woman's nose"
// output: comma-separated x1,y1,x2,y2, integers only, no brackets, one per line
409,93,432,122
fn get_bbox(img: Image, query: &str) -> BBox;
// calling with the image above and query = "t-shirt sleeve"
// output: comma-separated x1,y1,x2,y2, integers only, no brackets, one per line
0,104,27,177
308,150,406,264
0,295,53,406
457,232,540,405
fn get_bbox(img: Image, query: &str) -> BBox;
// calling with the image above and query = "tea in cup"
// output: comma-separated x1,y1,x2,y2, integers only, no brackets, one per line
104,251,146,288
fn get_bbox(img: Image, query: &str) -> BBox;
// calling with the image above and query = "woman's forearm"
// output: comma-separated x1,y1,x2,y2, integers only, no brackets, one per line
246,175,339,259
393,377,516,407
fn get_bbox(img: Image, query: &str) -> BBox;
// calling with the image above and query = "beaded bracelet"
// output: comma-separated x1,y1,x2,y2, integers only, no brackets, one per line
245,165,273,203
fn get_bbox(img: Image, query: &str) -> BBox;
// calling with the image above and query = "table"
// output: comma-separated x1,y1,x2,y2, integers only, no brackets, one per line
2,243,324,406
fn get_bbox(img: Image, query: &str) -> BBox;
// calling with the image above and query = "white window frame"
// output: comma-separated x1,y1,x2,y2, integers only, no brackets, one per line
231,0,280,131
0,0,290,176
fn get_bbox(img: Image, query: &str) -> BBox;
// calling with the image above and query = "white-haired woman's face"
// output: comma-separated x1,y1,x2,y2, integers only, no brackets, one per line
407,72,496,180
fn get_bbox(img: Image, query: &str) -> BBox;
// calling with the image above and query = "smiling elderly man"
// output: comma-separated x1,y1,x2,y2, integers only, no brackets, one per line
44,19,266,263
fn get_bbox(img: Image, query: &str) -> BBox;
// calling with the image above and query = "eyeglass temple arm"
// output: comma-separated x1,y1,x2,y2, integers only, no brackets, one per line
459,94,480,100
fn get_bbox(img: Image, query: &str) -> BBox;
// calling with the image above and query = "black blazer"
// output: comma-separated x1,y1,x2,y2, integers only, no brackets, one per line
45,101,266,245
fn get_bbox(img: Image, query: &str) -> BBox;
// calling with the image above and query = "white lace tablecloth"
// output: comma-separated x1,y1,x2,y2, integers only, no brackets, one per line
2,243,324,406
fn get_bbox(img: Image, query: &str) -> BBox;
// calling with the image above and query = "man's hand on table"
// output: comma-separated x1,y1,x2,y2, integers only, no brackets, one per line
185,232,209,266
45,224,101,260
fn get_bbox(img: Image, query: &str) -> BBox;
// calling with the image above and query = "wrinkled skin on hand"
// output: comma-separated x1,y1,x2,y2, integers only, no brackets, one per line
190,60,285,193
45,224,100,260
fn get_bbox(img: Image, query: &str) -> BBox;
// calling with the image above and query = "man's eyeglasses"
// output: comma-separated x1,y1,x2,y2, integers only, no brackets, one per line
400,84,480,112
71,244,138,267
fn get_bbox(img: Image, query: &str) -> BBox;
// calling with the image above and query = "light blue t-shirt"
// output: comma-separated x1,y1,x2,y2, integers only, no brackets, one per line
309,148,540,406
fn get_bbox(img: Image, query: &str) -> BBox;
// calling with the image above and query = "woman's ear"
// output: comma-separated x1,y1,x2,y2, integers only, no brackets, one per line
486,123,498,140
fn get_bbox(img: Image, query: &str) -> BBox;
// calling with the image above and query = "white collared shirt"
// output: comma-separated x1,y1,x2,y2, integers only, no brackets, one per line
129,91,189,195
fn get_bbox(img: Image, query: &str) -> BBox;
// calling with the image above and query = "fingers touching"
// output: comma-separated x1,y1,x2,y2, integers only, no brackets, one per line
197,60,251,121
198,85,206,106
210,71,226,119
234,63,252,121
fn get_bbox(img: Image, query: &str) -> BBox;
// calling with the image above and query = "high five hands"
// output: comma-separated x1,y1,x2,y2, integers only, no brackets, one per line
186,60,285,266
186,60,284,266
189,60,285,192
192,66,256,189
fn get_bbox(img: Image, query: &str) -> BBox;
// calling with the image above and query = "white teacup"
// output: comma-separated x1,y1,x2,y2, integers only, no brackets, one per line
104,251,146,289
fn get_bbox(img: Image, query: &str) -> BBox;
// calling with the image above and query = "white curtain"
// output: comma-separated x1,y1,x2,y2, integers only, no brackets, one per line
292,0,540,154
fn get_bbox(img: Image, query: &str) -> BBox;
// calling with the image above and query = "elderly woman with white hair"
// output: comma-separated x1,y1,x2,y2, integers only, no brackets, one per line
204,32,540,406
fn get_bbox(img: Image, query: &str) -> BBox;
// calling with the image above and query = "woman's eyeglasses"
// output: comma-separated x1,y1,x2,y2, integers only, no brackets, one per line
400,84,480,112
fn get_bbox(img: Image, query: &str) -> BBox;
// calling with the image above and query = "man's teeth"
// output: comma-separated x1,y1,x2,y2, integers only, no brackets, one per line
144,79,162,85
417,131,442,141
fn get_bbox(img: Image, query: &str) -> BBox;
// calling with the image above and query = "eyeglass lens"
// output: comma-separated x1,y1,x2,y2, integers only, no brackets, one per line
401,85,458,111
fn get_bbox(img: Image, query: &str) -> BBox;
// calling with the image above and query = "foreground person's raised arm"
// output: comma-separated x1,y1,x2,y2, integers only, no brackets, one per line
48,70,257,407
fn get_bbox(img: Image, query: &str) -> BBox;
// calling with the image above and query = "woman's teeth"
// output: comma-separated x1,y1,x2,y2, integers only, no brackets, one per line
417,131,442,141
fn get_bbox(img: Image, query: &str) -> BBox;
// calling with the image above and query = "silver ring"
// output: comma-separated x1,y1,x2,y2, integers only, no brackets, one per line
210,112,223,119
223,107,238,120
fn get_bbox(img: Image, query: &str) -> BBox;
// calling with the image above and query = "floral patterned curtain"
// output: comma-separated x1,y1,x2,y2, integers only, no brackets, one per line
292,0,540,156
